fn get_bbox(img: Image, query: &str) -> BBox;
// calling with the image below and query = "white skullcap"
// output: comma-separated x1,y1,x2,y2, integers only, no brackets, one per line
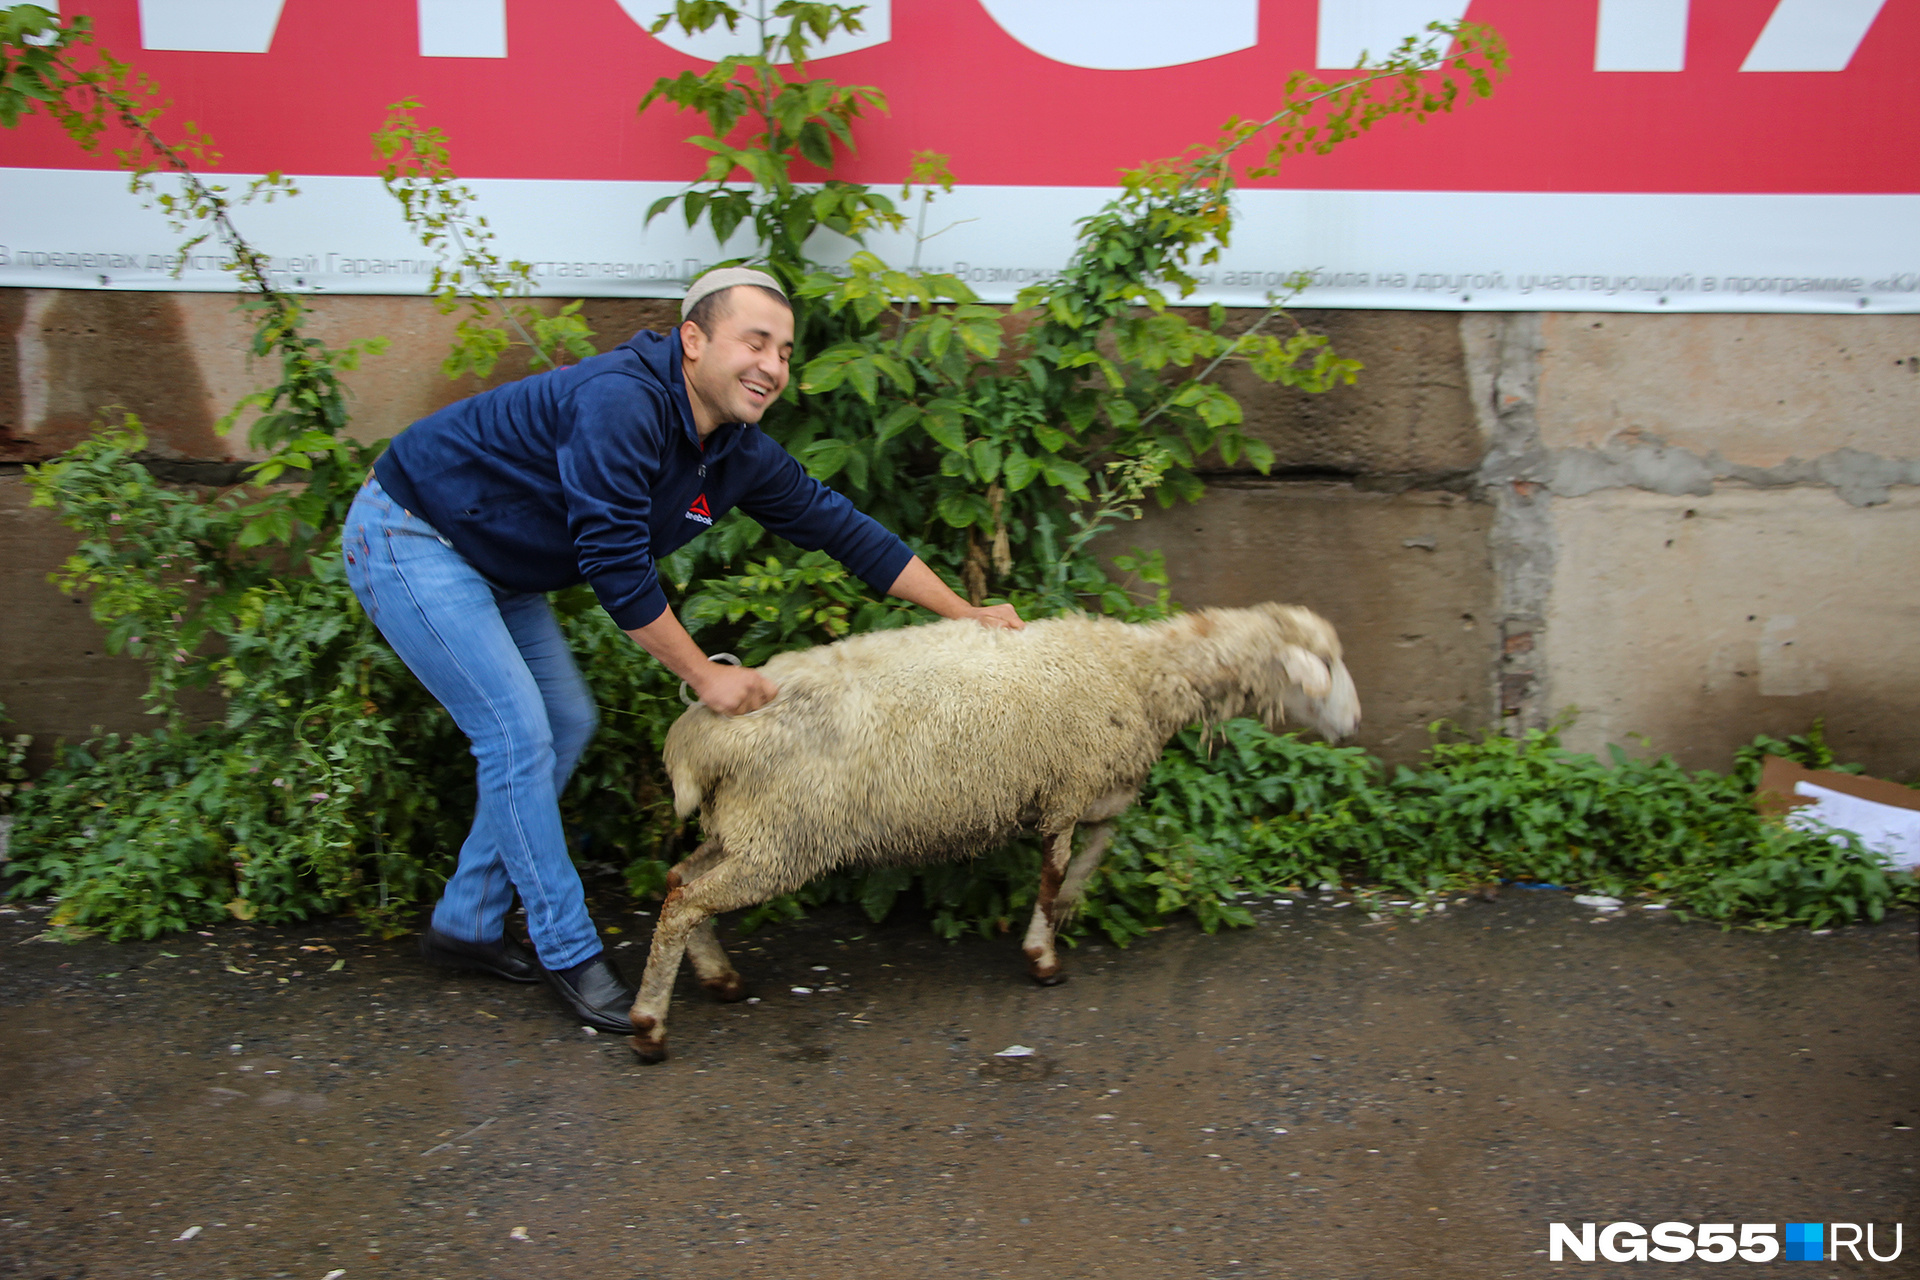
680,267,787,321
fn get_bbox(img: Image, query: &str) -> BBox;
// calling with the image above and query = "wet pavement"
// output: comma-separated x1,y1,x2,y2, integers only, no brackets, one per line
1,881,1914,1279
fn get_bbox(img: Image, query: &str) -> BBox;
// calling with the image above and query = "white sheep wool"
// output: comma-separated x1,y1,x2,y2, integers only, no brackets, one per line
623,604,1359,1064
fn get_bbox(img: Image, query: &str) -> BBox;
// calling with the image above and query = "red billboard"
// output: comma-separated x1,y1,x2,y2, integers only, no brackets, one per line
2,2,1914,309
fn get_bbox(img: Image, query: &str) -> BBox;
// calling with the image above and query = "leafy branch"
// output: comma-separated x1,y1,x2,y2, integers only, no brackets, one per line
638,7,1507,615
0,4,628,937
1157,23,1507,201
1015,21,1508,498
373,98,595,380
640,0,899,274
1,4,384,550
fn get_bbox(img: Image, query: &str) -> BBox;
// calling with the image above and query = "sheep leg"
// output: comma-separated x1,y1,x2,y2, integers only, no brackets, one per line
1056,819,1117,916
667,839,728,885
629,891,700,1064
629,856,785,1065
684,917,746,1002
659,841,747,1002
1021,827,1077,986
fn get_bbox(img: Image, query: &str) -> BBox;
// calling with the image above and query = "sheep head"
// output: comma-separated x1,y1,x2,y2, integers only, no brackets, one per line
1176,604,1361,742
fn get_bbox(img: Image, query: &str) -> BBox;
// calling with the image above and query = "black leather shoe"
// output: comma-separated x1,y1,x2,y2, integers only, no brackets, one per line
418,927,541,984
542,953,638,1034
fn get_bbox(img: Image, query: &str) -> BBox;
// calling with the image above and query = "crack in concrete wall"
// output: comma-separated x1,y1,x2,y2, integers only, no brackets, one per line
1464,314,1556,735
1549,438,1920,508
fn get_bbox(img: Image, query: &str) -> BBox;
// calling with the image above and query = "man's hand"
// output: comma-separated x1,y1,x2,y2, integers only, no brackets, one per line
624,607,778,716
886,557,1026,630
693,662,779,716
959,603,1024,631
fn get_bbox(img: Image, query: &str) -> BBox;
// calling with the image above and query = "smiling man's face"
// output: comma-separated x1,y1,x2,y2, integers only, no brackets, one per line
680,286,794,437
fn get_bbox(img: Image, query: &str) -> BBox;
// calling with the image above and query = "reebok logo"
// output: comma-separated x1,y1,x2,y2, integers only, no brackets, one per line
684,494,713,526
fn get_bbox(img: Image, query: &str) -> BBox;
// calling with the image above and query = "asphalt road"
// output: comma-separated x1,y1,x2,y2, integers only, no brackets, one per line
1,882,1914,1279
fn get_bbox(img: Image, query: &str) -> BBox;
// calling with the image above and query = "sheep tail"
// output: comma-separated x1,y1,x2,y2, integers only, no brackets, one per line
664,718,719,821
668,759,706,822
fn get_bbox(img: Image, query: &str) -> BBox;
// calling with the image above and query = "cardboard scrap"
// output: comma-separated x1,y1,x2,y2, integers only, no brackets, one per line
1757,756,1920,871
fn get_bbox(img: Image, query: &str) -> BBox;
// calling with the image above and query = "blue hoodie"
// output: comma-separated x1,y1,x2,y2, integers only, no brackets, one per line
371,328,914,629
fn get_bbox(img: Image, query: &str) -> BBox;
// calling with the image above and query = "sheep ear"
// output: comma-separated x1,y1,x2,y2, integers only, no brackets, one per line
1279,646,1332,698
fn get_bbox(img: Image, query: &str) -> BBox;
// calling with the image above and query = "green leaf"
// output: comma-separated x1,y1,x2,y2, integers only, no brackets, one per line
968,438,1002,483
1038,455,1091,498
921,400,968,451
1000,448,1041,491
797,438,850,481
1164,466,1206,504
842,443,870,491
1194,384,1242,428
236,505,294,548
796,120,836,169
924,316,953,360
859,870,904,923
876,402,920,443
1062,396,1098,435
935,492,982,528
956,317,1001,359
710,193,747,245
798,345,859,393
868,352,914,393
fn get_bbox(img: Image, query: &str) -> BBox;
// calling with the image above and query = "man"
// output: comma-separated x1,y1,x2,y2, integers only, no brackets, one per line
342,267,1021,1032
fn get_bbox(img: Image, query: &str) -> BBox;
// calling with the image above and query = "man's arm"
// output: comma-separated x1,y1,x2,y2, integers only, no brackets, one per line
887,556,1024,630
558,376,680,631
624,607,778,716
630,557,1019,719
734,440,1020,630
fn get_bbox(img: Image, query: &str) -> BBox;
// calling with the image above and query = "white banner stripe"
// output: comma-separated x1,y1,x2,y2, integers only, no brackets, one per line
0,170,1914,313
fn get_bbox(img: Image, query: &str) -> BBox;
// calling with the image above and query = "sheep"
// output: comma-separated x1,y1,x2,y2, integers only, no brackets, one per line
627,602,1360,1064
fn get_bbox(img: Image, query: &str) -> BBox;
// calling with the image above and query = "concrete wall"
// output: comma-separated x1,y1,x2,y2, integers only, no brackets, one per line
1546,488,1920,771
3,471,157,752
1461,312,1920,777
0,290,680,767
1116,481,1493,763
4,288,1917,775
1100,310,1919,773
1112,308,1497,762
0,289,682,467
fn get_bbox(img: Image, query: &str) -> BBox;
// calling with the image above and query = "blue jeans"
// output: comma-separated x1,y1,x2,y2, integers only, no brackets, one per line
342,478,602,970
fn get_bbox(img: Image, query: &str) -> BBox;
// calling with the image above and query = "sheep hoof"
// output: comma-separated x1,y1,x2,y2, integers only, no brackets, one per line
628,1013,669,1064
1023,944,1067,986
701,973,748,1003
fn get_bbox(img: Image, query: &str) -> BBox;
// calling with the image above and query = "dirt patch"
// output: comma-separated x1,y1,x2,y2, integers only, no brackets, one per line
0,886,1913,1278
